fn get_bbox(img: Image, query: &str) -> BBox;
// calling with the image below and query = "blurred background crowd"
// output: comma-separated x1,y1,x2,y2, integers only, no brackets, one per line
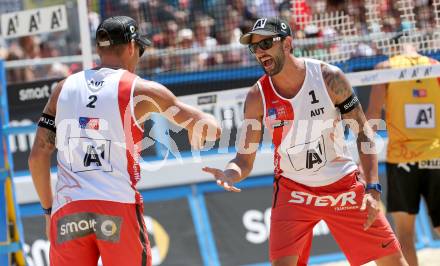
0,0,438,83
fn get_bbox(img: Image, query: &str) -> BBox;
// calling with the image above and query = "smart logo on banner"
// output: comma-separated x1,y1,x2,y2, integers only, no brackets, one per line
1,5,68,39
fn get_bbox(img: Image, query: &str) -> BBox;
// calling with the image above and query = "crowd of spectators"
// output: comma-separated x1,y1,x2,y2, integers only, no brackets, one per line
1,0,438,83
2,35,79,83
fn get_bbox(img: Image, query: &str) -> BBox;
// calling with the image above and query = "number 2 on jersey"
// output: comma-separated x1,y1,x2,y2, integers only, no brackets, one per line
87,95,98,108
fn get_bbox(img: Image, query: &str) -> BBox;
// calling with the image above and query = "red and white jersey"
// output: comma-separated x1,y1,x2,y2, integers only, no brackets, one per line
257,59,357,186
53,68,144,213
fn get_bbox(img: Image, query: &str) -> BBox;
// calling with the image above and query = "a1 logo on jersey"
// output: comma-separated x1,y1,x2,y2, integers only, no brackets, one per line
404,104,436,128
68,137,112,173
286,135,327,173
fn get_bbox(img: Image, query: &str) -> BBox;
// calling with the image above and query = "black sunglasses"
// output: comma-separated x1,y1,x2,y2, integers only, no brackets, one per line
248,36,283,54
135,41,145,57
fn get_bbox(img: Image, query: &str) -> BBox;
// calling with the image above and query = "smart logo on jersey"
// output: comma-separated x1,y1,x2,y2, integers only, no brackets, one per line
79,117,100,130
412,88,427,97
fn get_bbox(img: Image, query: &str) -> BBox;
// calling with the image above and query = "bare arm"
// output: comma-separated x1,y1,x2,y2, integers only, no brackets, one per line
322,64,379,185
203,84,264,190
28,80,64,209
225,85,264,182
365,61,389,127
134,79,221,148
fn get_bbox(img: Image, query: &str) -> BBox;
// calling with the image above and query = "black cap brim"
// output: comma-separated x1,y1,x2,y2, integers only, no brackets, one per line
135,35,152,47
239,30,278,45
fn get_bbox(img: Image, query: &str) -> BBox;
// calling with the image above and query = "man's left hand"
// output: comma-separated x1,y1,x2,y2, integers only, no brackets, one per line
360,190,381,230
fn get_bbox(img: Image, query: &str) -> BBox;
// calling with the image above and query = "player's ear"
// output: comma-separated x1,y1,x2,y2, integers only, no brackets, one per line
284,36,293,53
128,40,135,56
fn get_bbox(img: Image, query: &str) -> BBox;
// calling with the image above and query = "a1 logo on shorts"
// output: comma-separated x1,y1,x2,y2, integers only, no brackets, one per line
405,104,436,128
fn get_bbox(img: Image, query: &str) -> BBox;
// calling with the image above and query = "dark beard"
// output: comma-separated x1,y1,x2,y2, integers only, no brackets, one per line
262,53,284,76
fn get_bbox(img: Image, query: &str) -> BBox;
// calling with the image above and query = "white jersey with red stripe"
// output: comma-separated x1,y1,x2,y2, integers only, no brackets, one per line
53,68,144,213
257,58,357,187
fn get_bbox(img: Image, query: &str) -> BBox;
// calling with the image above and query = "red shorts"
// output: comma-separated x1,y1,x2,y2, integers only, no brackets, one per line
270,171,401,266
49,200,151,266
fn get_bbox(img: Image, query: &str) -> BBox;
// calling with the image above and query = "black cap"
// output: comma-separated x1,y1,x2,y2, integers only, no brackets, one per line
239,17,292,45
96,16,151,48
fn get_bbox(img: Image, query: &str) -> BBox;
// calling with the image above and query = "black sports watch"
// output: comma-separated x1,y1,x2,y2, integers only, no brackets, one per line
365,183,382,193
42,206,52,215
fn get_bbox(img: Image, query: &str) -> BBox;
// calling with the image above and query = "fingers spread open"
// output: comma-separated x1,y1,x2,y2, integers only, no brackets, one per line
216,179,241,192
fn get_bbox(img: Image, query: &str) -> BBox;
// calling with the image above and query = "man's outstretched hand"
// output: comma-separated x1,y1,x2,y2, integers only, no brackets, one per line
202,167,241,192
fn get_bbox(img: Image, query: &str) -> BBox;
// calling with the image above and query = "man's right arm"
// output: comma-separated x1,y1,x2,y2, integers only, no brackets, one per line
133,79,221,149
203,84,264,191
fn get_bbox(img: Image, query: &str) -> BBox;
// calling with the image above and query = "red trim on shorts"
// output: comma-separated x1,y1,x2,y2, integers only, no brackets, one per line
118,71,143,204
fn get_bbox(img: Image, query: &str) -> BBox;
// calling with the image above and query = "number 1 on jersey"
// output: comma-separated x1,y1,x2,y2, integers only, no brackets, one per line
309,90,319,104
